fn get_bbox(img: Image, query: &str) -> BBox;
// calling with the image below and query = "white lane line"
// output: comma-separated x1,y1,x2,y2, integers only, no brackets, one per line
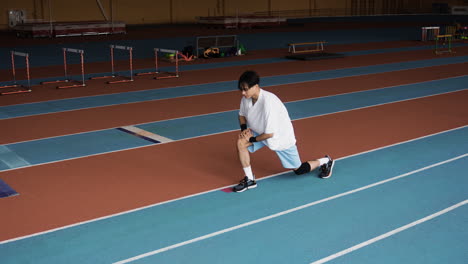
112,154,467,264
310,200,468,264
0,126,466,245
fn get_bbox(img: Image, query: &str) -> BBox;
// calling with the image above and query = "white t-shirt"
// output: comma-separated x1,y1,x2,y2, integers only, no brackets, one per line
239,89,296,151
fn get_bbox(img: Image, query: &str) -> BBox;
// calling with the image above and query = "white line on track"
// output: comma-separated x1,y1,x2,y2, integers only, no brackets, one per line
309,200,468,264
113,154,467,264
0,126,466,246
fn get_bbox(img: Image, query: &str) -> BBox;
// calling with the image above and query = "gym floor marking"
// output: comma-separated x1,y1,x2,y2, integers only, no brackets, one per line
117,126,173,144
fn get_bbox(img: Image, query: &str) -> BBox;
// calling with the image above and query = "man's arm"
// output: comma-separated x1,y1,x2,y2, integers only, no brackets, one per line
239,115,247,131
240,128,273,143
239,115,274,142
253,132,273,141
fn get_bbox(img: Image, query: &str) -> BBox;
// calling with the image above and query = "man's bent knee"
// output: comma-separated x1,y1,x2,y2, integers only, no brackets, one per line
294,162,311,175
237,138,250,150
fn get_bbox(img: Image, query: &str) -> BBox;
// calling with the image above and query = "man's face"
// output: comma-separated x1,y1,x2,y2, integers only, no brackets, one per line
240,84,258,99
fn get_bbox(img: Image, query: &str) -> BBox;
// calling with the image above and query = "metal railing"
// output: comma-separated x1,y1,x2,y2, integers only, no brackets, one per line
252,7,434,18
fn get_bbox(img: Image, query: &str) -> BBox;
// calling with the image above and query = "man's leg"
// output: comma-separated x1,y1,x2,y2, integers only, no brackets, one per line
237,137,252,171
275,145,333,178
294,156,333,178
318,155,334,178
233,136,258,192
293,159,322,174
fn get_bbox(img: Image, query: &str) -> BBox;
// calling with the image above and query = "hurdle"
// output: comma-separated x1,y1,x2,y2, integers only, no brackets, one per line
421,26,440,41
136,48,160,76
155,49,179,79
0,51,32,95
90,45,134,84
435,35,454,54
137,48,179,79
41,48,86,89
288,41,327,54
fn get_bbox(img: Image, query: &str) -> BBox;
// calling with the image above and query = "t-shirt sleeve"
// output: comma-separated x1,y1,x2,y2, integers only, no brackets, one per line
263,98,278,135
239,99,246,116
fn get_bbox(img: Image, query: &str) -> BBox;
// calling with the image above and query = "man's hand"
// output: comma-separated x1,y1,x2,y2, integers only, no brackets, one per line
239,128,253,143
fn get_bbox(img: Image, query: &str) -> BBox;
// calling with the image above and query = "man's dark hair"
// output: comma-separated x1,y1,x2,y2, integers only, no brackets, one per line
238,70,260,90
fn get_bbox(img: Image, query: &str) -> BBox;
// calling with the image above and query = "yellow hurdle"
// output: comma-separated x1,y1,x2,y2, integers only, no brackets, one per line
435,35,454,55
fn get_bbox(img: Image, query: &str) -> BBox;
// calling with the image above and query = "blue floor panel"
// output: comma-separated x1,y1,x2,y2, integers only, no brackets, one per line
137,111,239,141
0,179,18,198
326,205,468,264
139,159,467,264
4,129,154,167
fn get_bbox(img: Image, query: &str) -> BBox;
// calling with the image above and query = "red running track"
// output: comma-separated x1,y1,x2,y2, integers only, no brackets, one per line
0,42,467,242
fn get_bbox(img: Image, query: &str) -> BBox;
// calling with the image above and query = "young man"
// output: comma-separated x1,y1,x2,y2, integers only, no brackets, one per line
233,70,334,193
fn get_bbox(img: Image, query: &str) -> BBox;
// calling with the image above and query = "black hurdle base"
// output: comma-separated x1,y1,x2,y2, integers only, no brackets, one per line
286,52,345,60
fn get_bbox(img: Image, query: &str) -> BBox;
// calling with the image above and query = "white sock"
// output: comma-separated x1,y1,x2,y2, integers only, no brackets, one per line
243,166,254,181
318,157,329,166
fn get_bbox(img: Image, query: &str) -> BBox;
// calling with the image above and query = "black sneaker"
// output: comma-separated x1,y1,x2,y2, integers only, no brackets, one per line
232,176,257,192
319,155,334,179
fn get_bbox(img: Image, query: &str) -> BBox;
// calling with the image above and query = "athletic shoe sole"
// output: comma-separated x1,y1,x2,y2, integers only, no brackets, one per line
321,159,334,179
233,183,257,193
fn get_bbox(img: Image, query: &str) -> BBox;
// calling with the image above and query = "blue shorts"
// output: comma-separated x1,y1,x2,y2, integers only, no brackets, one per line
248,141,302,169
